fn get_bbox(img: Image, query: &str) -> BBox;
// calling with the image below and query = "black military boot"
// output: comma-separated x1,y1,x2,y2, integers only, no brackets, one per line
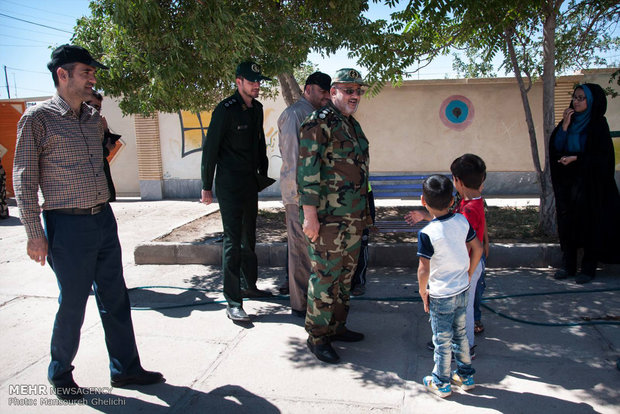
576,253,596,284
554,250,577,280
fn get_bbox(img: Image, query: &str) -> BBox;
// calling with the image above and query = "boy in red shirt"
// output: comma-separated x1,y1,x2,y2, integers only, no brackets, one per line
407,154,489,356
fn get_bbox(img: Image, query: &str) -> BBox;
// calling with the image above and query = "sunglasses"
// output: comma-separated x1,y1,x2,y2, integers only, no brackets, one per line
335,87,365,96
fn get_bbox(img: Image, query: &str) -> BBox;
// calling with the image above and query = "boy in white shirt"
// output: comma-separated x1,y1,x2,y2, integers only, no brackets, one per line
417,175,483,398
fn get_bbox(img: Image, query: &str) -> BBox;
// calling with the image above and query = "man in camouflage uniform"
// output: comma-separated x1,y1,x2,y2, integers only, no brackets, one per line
201,61,274,323
297,68,372,363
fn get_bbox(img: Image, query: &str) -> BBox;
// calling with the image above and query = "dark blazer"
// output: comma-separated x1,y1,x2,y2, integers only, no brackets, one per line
201,90,268,196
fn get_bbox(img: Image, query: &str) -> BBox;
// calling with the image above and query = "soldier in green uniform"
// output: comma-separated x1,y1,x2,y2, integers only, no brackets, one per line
297,68,372,363
201,61,274,323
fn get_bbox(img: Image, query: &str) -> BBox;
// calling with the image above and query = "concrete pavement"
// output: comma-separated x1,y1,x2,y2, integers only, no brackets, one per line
1,199,619,413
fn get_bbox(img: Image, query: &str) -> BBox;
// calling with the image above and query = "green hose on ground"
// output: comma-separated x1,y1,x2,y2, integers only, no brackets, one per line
127,285,620,327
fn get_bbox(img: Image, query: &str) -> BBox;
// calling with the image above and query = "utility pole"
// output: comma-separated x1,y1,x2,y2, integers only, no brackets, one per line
3,66,10,99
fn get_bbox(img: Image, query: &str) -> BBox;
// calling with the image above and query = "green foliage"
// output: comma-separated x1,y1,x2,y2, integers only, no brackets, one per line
605,69,620,98
293,61,319,87
353,1,618,83
73,0,373,115
351,0,618,236
452,50,497,79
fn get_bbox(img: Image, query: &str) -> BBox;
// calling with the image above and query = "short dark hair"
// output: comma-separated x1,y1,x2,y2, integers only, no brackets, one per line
51,62,77,87
450,153,487,190
422,174,454,210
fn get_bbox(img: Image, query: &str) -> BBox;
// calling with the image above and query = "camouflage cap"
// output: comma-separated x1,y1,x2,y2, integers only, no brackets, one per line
236,61,271,82
331,68,368,87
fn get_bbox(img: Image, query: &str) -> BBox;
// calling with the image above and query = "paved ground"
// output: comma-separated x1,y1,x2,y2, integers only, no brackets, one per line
1,199,619,413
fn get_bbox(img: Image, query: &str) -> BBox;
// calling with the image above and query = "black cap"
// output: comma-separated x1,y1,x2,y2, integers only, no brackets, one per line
305,72,331,91
47,44,108,72
236,61,271,82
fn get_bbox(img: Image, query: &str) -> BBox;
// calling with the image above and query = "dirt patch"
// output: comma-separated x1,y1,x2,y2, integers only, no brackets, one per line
156,205,557,244
156,207,287,243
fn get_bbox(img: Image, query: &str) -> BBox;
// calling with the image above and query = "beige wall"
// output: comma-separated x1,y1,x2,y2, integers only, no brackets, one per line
582,70,620,171
357,78,546,173
153,94,287,198
8,69,616,199
116,68,618,199
100,98,140,196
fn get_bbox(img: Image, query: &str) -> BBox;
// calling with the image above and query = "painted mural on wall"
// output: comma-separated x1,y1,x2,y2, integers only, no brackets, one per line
439,95,475,131
178,110,212,157
263,107,282,168
177,108,282,173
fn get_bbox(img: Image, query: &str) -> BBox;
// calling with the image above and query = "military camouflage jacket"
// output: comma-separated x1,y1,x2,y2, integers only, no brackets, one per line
297,102,371,221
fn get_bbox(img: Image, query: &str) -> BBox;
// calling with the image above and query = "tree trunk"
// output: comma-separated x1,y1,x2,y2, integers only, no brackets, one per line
505,28,556,237
504,30,541,171
540,1,561,236
277,72,302,107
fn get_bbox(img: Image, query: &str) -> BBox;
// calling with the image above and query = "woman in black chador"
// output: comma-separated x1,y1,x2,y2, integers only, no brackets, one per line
550,83,620,284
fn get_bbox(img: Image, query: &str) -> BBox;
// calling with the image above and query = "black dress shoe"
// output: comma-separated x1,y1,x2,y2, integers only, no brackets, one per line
111,368,165,388
350,285,366,296
241,288,273,298
575,273,594,284
291,309,306,318
226,305,251,322
331,329,364,342
50,380,84,401
553,269,575,280
307,339,340,364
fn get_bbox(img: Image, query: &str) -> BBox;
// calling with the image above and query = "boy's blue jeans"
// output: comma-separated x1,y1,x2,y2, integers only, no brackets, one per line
473,255,487,322
430,289,475,386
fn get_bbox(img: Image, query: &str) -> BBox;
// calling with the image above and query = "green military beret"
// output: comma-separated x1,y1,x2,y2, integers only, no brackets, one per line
331,68,368,86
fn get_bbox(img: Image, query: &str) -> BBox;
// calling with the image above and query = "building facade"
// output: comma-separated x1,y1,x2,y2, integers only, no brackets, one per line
1,69,618,199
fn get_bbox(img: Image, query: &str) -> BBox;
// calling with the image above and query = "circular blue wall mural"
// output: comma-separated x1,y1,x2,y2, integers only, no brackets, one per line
439,95,474,131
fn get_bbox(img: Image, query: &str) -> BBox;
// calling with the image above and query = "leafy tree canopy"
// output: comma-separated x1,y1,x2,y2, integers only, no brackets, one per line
73,0,377,115
353,0,619,92
349,0,619,235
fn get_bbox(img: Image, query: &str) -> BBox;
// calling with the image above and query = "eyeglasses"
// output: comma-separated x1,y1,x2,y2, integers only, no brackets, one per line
335,87,365,96
572,95,586,102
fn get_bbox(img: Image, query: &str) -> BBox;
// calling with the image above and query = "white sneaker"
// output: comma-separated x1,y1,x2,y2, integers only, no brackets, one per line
423,376,452,398
451,371,475,391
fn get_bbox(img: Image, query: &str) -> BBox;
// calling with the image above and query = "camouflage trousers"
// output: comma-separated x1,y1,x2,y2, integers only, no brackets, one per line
305,216,364,344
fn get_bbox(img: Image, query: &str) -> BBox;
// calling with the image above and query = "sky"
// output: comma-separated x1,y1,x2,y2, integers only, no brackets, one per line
0,0,460,100
0,0,617,100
